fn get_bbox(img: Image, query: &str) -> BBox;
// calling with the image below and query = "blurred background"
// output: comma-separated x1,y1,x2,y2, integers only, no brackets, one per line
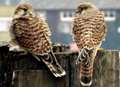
0,0,120,50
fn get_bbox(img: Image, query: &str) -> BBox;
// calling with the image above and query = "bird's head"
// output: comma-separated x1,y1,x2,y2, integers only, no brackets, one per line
76,2,98,14
14,3,33,19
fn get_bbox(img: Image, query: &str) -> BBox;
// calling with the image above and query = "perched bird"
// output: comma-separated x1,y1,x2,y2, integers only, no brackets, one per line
72,2,107,86
9,3,66,77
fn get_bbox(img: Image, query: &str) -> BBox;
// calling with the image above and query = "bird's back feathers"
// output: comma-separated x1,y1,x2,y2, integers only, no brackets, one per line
10,15,51,55
10,3,66,78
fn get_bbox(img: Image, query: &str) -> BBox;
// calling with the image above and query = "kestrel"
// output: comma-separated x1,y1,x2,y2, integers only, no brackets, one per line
10,3,66,77
72,2,107,86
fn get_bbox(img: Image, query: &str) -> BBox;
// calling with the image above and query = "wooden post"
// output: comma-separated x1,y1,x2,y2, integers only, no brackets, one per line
0,45,119,87
70,50,119,87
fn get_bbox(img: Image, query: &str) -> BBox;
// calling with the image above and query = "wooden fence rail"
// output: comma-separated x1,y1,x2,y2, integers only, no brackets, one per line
0,45,119,87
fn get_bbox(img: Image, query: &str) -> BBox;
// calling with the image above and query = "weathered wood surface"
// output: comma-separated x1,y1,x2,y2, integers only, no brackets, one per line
70,50,119,87
0,45,119,87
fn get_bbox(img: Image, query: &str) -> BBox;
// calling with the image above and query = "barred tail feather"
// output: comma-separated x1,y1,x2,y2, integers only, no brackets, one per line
80,61,93,86
76,47,94,86
41,50,66,77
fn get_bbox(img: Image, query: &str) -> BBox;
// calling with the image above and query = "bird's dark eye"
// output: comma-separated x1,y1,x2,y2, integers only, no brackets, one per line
24,8,27,12
84,7,88,10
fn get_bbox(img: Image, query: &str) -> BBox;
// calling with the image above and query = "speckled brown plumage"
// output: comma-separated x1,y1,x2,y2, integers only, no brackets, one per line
72,2,107,86
11,15,51,55
10,3,66,77
73,5,106,50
